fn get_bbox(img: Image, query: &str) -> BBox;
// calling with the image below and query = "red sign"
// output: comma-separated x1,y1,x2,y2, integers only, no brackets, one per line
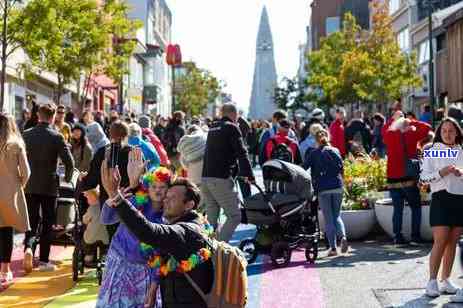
166,44,182,66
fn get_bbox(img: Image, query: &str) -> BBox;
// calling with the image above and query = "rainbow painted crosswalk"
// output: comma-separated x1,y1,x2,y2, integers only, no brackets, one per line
0,224,324,308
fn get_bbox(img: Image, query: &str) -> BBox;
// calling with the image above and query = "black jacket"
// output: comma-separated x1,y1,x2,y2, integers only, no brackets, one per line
345,119,372,152
23,122,74,196
116,202,213,308
202,117,253,179
80,144,131,205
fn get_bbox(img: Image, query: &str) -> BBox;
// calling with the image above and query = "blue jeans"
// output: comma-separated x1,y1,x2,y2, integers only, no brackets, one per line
319,192,346,249
389,186,421,239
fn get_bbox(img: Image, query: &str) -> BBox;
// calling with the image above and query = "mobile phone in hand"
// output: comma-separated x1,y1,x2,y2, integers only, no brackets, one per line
107,143,121,169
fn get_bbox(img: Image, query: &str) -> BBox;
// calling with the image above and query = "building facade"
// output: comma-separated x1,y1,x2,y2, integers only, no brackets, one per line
126,0,172,116
311,0,370,51
377,0,463,114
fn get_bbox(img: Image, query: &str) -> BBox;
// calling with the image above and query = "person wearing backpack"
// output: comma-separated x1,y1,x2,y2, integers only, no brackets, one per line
258,110,297,166
101,168,248,308
264,119,302,165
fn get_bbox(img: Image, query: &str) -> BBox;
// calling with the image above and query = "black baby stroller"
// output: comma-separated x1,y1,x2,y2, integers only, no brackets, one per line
52,168,105,285
239,159,320,267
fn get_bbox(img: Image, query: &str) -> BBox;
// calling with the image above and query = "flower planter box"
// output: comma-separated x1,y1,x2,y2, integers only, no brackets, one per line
318,209,376,240
374,198,432,241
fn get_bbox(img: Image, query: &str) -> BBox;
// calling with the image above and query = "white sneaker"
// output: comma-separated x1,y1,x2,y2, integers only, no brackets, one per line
451,289,463,303
0,271,13,284
441,279,459,294
426,279,440,298
39,262,56,272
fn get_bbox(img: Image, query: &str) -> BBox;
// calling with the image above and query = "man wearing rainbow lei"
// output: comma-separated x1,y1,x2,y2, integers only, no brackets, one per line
101,156,215,308
96,148,172,308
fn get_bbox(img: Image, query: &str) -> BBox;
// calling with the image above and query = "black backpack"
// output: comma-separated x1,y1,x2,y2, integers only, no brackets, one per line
270,139,293,163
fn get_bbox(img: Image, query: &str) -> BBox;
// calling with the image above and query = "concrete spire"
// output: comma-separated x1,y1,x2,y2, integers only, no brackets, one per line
249,6,278,120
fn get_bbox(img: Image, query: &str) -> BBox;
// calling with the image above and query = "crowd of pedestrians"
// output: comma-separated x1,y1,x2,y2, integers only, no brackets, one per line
1,97,463,305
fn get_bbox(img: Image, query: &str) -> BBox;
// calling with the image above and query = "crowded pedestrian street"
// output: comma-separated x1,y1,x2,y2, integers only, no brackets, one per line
2,168,462,308
3,0,463,308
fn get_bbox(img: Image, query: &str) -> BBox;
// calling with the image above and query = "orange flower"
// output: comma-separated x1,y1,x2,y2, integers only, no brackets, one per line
160,265,169,276
179,260,192,272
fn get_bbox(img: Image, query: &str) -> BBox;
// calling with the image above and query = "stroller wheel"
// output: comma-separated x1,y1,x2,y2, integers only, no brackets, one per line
239,239,258,264
270,242,291,267
305,241,318,264
97,267,103,286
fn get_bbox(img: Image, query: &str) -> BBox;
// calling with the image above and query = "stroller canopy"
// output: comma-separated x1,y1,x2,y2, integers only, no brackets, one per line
262,160,313,200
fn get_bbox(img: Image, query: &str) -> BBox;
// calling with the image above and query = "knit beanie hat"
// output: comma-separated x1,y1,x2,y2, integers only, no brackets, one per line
177,130,207,164
138,115,151,129
311,108,325,121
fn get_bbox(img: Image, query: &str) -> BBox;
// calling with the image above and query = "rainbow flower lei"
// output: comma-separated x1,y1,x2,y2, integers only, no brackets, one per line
146,215,215,276
133,167,215,276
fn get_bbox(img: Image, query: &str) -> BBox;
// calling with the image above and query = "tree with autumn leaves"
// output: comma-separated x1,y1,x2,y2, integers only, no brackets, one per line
174,62,222,116
13,0,140,105
307,2,422,106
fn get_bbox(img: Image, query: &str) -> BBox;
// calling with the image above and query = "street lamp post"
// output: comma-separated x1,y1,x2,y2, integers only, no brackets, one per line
425,0,440,128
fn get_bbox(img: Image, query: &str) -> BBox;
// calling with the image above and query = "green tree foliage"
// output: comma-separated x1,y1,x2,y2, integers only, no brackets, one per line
14,0,140,104
273,77,306,111
307,2,421,106
175,63,222,116
0,0,23,111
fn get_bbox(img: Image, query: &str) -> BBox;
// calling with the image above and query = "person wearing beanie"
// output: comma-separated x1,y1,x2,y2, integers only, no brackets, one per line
138,115,151,130
128,123,160,171
311,108,325,122
177,125,207,187
82,111,109,154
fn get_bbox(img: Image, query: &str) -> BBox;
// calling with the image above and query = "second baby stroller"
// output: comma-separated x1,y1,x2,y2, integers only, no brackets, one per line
54,167,105,285
239,159,320,267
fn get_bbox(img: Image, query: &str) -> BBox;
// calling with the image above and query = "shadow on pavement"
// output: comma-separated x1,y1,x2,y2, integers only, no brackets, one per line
315,240,432,268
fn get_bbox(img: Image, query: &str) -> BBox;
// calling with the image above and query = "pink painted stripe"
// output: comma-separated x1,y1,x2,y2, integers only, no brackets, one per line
259,250,324,308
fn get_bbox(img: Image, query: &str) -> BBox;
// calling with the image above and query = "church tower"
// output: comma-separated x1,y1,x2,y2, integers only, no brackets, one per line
249,6,278,120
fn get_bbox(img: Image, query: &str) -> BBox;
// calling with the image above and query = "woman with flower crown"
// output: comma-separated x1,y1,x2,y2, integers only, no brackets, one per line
96,148,171,308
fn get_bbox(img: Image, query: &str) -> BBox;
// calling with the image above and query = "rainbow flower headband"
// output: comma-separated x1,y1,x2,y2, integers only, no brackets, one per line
141,166,173,189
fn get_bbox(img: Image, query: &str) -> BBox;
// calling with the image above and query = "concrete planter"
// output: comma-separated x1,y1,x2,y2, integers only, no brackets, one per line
319,209,376,240
374,198,432,241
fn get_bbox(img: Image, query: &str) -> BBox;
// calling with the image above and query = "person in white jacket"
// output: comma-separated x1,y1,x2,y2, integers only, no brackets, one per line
420,117,463,299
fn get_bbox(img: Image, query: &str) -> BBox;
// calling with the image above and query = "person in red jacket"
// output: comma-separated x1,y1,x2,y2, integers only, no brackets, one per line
382,110,432,245
329,108,346,157
265,120,302,165
142,128,170,166
137,115,171,167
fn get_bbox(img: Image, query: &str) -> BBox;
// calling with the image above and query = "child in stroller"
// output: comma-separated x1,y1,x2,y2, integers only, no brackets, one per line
239,159,320,267
82,188,109,266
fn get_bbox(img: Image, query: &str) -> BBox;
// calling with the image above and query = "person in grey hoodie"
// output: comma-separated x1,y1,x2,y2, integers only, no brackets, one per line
177,125,207,187
82,111,109,154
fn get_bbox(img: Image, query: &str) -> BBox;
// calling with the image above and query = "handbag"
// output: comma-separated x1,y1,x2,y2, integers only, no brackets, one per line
400,132,420,180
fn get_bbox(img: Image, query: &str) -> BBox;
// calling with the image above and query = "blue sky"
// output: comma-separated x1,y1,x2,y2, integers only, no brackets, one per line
165,0,311,113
